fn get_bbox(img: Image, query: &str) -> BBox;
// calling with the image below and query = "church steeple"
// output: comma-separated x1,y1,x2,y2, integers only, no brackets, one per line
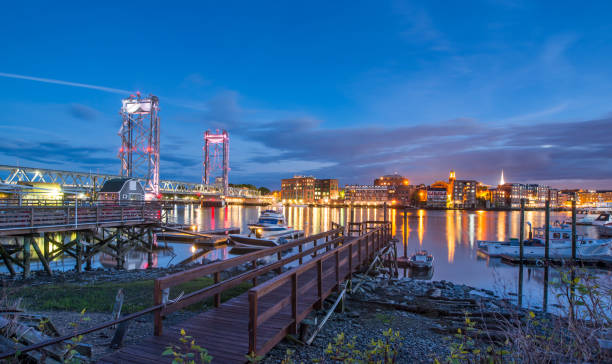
499,169,505,185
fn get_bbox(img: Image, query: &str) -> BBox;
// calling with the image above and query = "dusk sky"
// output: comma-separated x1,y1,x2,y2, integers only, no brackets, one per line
1,1,612,189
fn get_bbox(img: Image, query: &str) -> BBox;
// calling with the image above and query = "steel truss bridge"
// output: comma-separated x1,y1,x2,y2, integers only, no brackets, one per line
0,165,260,198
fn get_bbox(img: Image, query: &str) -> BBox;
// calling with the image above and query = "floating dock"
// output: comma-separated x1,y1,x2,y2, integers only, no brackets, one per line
498,254,612,268
157,226,240,247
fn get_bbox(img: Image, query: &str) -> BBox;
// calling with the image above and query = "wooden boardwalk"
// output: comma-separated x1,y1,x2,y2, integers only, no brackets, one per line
100,225,390,363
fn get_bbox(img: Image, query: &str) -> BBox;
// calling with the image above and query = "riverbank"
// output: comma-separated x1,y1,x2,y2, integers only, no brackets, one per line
262,277,520,363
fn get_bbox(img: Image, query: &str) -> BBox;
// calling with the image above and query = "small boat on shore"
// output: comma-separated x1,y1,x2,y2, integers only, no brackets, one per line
229,209,304,249
408,250,434,269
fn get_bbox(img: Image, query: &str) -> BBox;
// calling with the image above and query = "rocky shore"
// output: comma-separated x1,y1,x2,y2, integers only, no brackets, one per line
263,276,522,363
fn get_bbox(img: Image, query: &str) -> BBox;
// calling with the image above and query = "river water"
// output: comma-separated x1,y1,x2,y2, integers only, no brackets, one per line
26,205,612,312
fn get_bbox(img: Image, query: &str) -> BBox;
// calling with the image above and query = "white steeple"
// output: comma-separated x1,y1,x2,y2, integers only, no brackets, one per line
499,169,505,185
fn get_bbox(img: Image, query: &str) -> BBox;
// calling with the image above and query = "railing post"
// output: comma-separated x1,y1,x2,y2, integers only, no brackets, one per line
325,235,330,252
348,244,353,273
248,290,258,356
290,274,298,334
298,244,303,265
358,238,362,266
252,260,259,285
316,260,323,309
214,271,221,307
365,234,370,259
275,252,282,274
335,250,340,291
30,207,34,227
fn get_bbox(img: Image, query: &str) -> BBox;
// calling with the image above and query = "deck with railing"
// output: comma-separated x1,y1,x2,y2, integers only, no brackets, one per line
0,201,161,236
100,222,391,363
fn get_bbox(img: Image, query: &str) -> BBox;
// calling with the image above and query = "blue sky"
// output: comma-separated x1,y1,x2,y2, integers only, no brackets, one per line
1,1,612,189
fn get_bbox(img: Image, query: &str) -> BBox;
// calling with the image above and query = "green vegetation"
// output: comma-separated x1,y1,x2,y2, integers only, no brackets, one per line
323,329,403,363
162,328,212,364
228,183,271,195
15,277,252,313
437,267,612,363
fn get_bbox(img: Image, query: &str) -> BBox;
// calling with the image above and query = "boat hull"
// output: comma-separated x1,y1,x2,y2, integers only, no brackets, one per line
479,241,610,258
229,235,277,248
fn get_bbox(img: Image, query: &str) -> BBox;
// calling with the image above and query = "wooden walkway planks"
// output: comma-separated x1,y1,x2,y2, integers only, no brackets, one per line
100,238,361,364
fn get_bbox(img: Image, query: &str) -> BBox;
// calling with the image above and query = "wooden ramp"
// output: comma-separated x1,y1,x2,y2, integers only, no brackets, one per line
99,251,348,363
99,224,391,364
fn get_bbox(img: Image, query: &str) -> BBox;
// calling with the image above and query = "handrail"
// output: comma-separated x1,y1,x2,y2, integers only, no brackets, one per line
155,236,345,317
0,224,388,360
153,227,344,335
247,222,391,355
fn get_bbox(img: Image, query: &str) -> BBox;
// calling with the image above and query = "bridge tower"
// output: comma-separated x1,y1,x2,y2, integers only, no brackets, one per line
203,130,229,196
118,92,160,199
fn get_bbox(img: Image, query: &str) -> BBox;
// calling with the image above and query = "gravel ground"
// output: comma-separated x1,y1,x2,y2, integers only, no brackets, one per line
262,299,450,363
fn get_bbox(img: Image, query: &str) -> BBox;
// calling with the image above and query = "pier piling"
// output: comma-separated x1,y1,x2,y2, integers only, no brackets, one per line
544,195,550,262
571,200,577,261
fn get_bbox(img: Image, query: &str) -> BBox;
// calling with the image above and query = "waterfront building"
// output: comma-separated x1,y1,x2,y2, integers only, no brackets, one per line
426,186,447,208
388,184,416,206
493,182,558,208
447,170,477,208
314,179,339,202
574,189,612,207
452,181,477,208
98,178,144,202
344,185,389,205
374,174,410,187
281,176,315,203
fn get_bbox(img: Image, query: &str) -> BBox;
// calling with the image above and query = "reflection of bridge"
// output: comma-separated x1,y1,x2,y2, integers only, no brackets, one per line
0,164,261,199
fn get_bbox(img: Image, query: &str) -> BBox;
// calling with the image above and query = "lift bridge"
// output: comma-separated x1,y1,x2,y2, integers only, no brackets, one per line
0,164,260,199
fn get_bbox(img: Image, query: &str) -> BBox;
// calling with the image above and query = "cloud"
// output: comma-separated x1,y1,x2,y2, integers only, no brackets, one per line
68,103,99,121
220,107,612,188
0,137,117,168
181,73,211,87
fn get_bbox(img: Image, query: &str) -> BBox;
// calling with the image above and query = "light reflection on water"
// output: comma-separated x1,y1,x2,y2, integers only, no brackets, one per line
12,205,611,311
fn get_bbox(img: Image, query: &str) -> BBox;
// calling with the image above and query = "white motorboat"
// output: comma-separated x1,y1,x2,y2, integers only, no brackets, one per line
478,222,569,250
592,213,612,234
408,250,434,269
576,209,609,225
229,209,304,249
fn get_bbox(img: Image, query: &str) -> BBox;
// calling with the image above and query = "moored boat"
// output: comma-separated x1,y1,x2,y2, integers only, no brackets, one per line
229,209,304,249
408,250,434,269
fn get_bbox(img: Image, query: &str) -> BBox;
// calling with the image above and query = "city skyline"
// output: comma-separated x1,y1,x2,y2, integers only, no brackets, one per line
2,2,612,189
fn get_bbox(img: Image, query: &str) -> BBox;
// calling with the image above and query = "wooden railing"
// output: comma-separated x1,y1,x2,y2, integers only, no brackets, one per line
0,202,161,232
153,227,344,335
0,223,391,361
248,221,391,355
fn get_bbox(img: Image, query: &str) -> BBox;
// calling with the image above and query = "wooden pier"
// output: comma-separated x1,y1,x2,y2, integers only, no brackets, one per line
97,222,392,363
0,202,162,277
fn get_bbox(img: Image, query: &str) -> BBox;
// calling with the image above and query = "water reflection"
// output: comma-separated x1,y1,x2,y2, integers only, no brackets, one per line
446,211,455,263
10,204,610,312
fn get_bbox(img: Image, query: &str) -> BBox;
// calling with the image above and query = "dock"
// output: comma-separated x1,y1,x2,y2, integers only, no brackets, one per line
499,254,612,268
156,226,240,246
96,222,392,363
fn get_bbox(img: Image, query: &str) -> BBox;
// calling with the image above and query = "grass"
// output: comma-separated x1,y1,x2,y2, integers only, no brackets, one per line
15,277,252,314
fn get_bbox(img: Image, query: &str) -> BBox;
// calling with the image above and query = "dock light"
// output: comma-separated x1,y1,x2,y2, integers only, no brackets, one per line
191,225,197,231
191,245,197,253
